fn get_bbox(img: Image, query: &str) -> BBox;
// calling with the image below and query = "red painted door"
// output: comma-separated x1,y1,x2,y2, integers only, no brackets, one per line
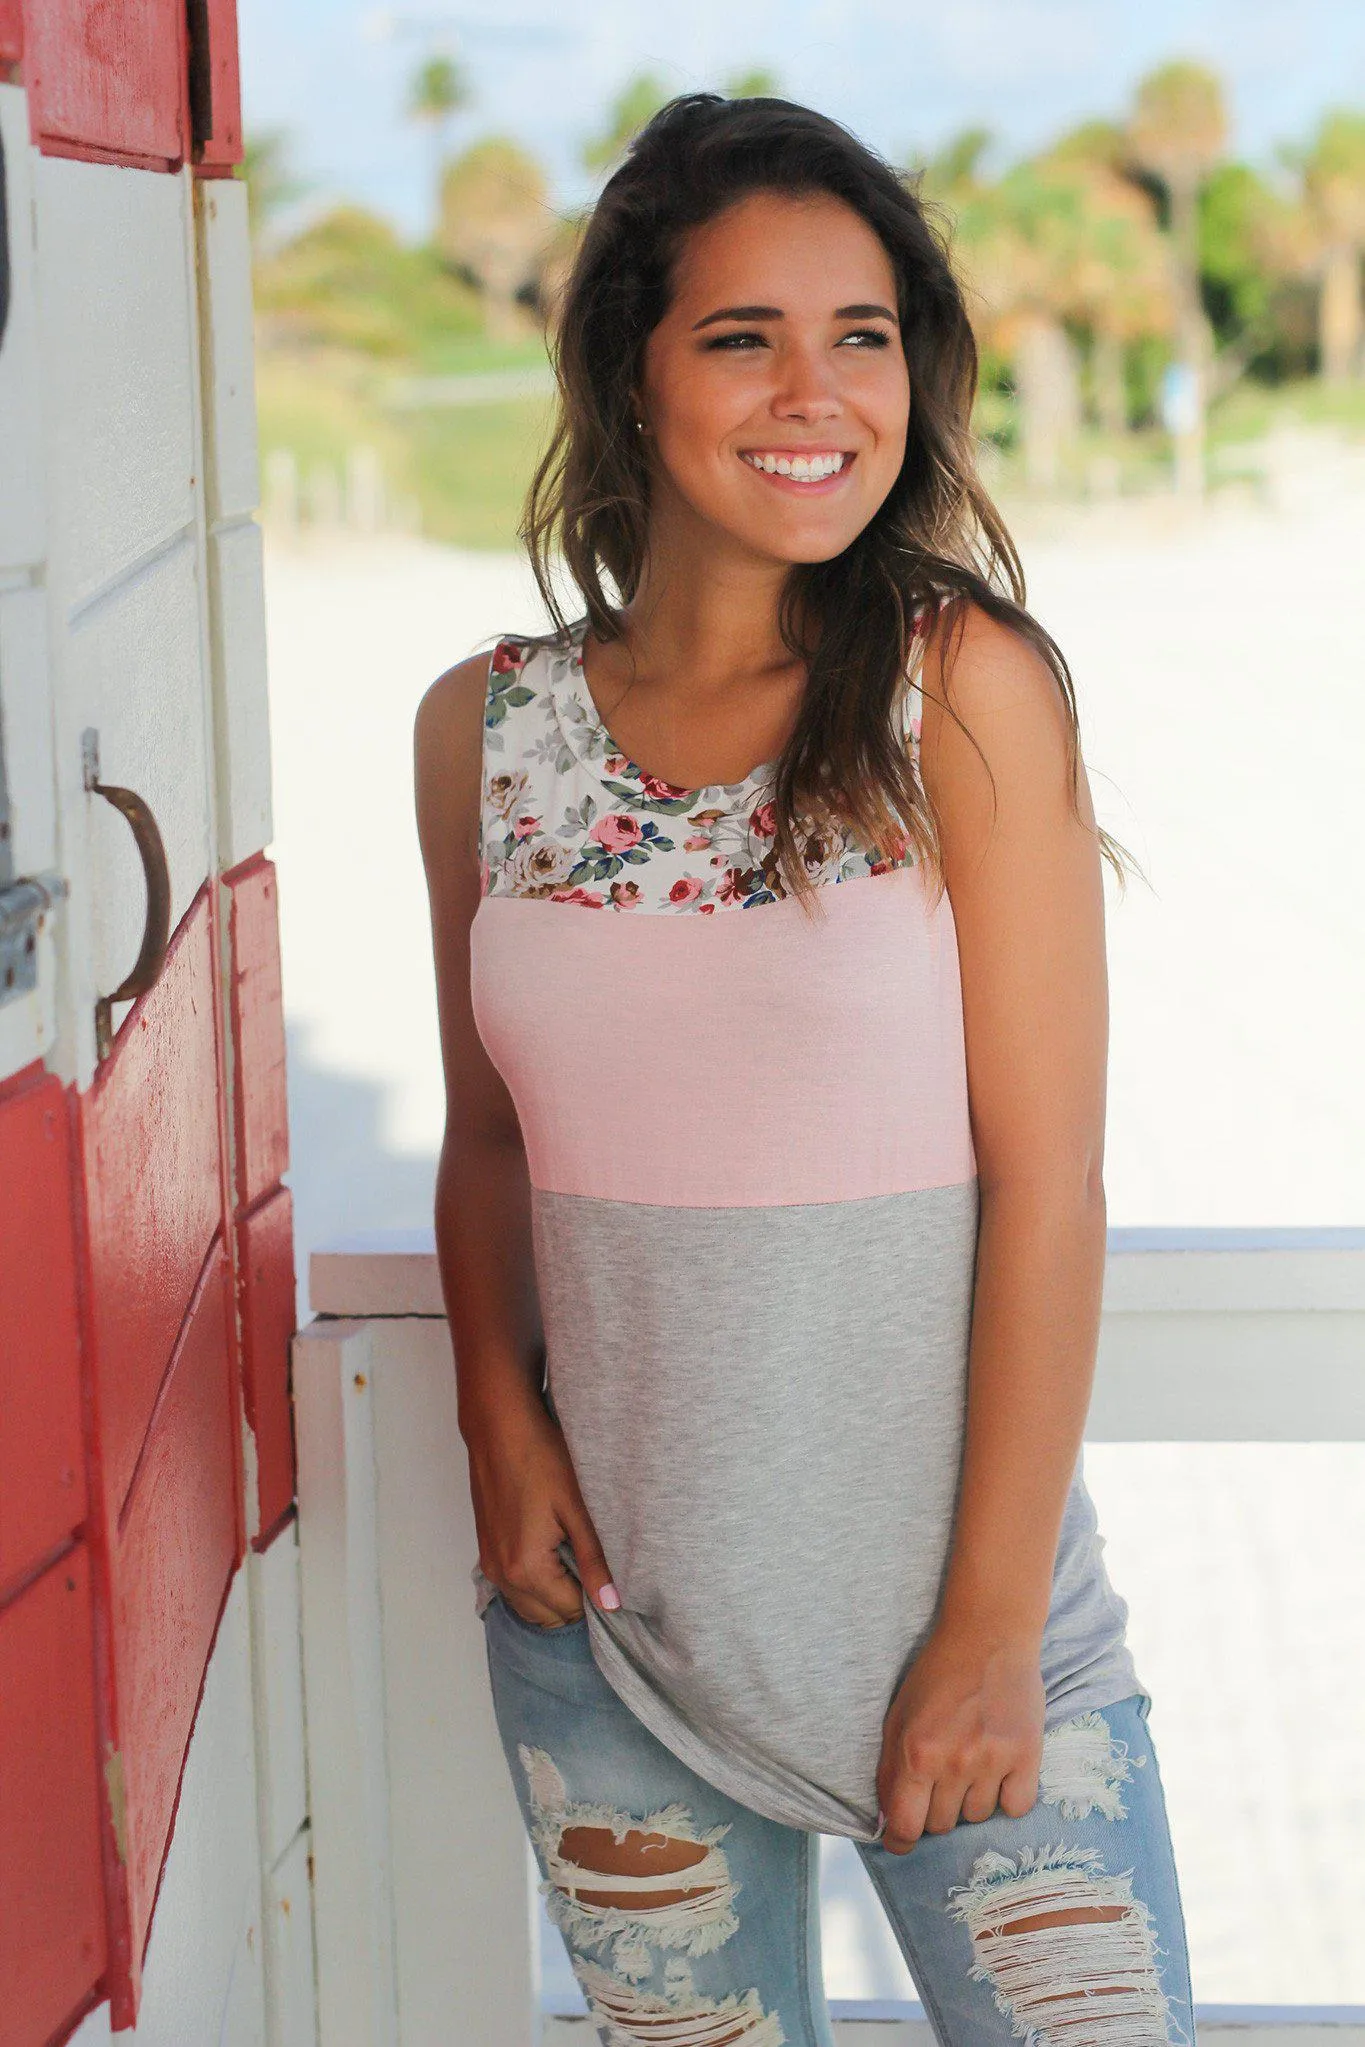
0,2,291,2039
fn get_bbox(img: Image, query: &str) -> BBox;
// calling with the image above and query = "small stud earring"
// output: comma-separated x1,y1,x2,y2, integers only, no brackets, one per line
635,419,646,433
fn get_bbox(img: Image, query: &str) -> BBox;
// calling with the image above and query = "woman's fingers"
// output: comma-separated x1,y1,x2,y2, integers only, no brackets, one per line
879,1774,932,1853
924,1774,974,1836
959,1776,1005,1825
557,1493,622,1613
998,1763,1041,1819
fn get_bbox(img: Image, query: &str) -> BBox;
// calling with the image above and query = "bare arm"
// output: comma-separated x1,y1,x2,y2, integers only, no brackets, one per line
876,599,1109,1849
414,656,618,1624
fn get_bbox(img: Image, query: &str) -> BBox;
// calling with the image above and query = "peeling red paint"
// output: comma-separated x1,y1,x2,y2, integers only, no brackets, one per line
226,856,290,1211
237,1186,297,1540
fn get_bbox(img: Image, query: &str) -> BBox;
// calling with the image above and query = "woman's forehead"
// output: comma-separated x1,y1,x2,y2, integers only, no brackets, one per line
667,194,898,311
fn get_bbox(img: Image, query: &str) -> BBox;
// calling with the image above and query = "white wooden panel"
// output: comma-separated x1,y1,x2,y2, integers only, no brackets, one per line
249,1523,309,1870
264,1825,321,2047
370,1318,539,2047
307,1232,1365,1323
293,1320,401,2047
0,88,46,571
0,583,58,1081
67,1569,268,2047
1091,1310,1365,1442
66,537,212,1002
33,156,196,609
210,515,274,867
195,176,262,525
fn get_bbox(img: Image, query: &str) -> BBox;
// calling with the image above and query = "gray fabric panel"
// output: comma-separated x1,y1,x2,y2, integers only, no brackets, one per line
483,1177,1144,1839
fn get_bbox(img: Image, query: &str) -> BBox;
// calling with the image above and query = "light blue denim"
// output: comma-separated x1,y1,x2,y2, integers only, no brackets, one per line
482,1590,1196,2047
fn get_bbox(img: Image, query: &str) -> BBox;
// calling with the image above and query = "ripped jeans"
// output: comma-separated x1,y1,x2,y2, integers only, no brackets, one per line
482,1590,1196,2047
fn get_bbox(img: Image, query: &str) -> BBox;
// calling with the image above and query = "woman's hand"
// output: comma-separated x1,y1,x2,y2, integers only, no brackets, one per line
465,1395,620,1627
875,1618,1046,1853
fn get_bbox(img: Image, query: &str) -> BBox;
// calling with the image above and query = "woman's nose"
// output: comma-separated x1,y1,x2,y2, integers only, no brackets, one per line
771,350,842,422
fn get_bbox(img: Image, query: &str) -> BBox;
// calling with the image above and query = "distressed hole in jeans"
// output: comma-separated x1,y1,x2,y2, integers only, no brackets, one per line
517,1743,740,1980
1039,1710,1147,1822
946,1842,1192,2047
573,1954,787,2046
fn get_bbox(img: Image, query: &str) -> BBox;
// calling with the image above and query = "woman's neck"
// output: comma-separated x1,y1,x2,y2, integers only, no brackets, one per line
610,489,804,694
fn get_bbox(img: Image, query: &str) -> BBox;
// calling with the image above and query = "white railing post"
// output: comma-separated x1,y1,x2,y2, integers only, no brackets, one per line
294,1295,540,2047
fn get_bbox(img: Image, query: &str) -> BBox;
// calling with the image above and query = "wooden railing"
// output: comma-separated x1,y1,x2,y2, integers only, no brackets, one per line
293,1227,1365,2047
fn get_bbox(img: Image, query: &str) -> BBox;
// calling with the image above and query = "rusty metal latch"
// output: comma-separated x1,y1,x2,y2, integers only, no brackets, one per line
82,728,172,1061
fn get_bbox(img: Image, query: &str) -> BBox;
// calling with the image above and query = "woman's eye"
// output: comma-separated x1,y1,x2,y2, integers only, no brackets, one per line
703,331,766,351
839,328,892,348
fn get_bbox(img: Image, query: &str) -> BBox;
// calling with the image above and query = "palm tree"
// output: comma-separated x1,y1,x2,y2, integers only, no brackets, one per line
1287,109,1365,385
436,137,555,339
237,128,311,255
1125,60,1229,496
724,68,781,99
407,52,471,232
582,73,672,179
1041,125,1174,437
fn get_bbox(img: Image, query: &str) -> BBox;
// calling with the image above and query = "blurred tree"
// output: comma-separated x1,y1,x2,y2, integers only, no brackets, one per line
237,128,312,254
1039,124,1174,436
1125,59,1228,493
582,72,673,177
1199,162,1305,387
953,161,1090,486
407,51,472,232
913,125,994,208
437,137,556,339
252,203,481,360
724,68,781,99
1284,109,1365,384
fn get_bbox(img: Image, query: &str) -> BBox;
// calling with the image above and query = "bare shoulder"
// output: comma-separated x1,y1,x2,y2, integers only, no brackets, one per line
413,648,493,879
918,595,1088,863
921,596,1067,738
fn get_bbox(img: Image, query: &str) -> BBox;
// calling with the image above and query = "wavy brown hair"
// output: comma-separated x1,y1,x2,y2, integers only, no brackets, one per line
520,91,1136,917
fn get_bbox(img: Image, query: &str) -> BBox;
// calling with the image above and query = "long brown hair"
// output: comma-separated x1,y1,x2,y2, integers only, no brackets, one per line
521,91,1136,916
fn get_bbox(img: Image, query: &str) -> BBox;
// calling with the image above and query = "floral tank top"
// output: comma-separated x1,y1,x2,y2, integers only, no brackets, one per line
467,611,1145,1840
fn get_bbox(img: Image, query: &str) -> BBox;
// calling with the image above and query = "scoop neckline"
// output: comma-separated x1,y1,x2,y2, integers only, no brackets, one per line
560,617,777,803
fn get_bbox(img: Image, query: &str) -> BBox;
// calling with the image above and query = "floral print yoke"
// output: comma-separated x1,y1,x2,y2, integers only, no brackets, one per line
477,612,937,914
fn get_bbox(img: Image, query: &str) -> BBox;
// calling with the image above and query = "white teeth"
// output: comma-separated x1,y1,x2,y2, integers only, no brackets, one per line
742,451,847,478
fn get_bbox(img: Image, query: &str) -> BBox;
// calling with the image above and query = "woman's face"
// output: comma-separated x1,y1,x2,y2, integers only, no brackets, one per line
638,188,911,566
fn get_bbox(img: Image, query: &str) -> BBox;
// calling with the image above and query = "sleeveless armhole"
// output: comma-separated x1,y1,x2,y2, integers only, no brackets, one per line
478,634,538,898
902,592,947,780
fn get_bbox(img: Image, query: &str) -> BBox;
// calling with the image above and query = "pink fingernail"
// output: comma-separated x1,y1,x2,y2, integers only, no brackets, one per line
600,1583,621,1610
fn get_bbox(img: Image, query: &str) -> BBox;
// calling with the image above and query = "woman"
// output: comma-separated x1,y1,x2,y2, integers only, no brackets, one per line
415,92,1194,2047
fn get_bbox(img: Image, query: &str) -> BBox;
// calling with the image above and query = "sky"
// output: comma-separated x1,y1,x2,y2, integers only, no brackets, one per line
238,0,1365,243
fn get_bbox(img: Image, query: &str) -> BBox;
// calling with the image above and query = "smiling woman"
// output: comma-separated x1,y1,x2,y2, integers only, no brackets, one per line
414,91,1195,2047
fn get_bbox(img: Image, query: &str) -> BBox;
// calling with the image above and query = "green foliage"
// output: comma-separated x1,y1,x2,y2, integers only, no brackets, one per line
1199,163,1280,348
254,204,483,361
582,72,673,175
724,68,781,99
237,128,311,247
407,53,470,125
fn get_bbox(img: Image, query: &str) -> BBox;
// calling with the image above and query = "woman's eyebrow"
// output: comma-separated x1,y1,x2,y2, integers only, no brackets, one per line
691,301,897,330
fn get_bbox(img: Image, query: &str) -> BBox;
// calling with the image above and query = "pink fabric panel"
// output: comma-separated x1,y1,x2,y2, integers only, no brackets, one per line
470,865,977,1207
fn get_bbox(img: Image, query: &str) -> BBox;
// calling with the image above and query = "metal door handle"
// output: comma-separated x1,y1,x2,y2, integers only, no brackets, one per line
83,731,172,1061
